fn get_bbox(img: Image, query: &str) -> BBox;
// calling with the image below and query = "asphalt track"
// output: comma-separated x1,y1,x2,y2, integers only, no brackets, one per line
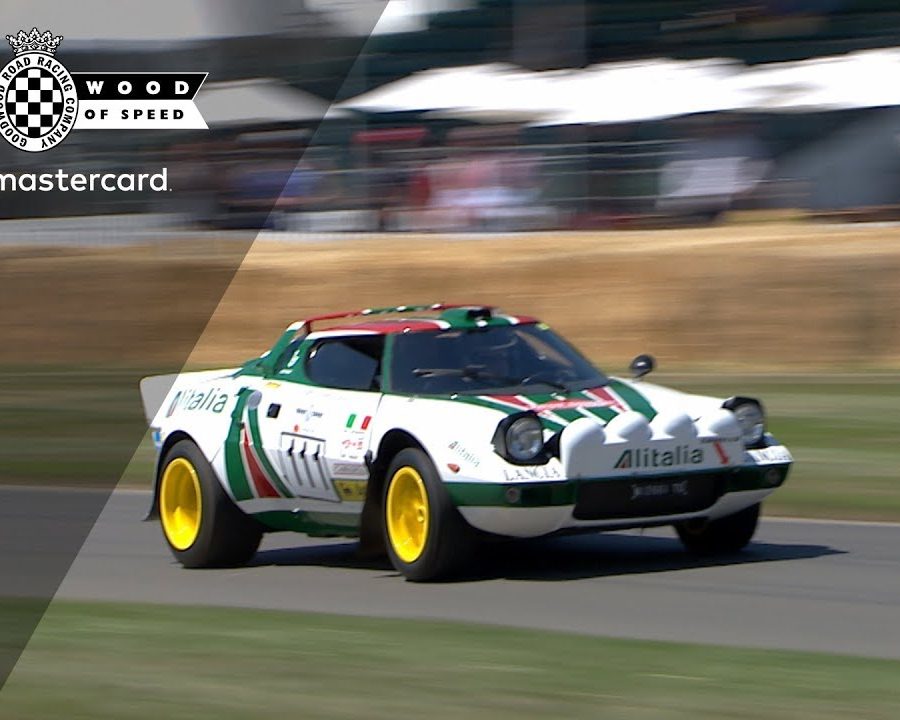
12,488,900,659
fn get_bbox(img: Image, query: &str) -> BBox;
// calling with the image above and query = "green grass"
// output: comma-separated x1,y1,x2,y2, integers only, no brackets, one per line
0,367,151,486
1,601,899,720
665,374,900,521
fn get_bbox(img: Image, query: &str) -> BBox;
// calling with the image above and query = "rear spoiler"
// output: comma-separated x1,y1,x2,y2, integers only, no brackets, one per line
139,374,181,425
139,369,240,426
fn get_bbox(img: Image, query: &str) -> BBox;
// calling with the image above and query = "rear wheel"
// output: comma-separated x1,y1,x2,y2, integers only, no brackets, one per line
158,440,262,568
675,503,760,555
383,448,472,581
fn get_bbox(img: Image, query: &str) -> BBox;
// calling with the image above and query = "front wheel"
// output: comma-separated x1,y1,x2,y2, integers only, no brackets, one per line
382,448,473,581
675,503,760,555
158,440,262,568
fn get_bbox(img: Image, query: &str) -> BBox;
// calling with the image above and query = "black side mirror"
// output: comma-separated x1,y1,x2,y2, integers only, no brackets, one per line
629,354,655,380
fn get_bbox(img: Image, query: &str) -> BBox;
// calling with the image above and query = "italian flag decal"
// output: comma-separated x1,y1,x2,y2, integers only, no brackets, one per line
345,413,371,430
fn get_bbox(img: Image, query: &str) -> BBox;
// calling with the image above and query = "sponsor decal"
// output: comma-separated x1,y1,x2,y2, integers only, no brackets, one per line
339,431,365,459
165,392,182,418
345,413,372,430
167,387,229,415
295,406,324,433
150,428,162,449
630,479,690,501
503,465,562,481
330,462,369,479
333,479,367,502
448,440,481,468
614,445,704,470
712,440,730,466
0,28,206,153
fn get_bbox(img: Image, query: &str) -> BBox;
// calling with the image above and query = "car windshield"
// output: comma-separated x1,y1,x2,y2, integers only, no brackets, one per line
390,323,608,395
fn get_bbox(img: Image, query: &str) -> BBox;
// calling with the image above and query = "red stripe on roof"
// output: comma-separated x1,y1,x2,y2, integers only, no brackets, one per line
326,320,445,335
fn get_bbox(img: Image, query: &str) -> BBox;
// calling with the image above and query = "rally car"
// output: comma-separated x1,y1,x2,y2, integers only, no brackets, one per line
141,303,792,581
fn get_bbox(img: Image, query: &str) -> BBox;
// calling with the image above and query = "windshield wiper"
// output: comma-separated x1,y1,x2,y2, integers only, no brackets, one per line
412,365,489,379
521,376,570,392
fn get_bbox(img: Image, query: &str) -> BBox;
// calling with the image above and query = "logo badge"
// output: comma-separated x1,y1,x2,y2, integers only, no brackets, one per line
0,28,77,152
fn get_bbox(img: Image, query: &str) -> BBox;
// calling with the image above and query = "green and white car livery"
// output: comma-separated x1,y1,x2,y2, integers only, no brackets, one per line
142,302,792,581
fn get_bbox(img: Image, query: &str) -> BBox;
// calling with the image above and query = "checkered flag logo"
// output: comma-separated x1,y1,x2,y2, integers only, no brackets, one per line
0,28,77,151
1,26,207,151
5,67,66,138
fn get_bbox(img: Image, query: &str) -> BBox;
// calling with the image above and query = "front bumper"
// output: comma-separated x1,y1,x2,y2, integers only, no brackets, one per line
446,443,792,538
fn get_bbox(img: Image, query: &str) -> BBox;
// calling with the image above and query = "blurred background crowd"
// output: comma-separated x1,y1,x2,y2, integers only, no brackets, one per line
5,0,900,232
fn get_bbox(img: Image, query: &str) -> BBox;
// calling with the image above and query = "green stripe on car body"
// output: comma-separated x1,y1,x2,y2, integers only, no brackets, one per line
608,379,657,420
445,480,577,507
223,388,254,501
252,509,360,536
438,307,516,329
246,404,293,497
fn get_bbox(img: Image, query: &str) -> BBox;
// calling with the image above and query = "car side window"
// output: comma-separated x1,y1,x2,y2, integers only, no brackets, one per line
305,336,384,391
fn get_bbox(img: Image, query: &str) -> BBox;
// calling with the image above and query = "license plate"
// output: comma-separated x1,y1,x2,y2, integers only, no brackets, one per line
573,474,722,521
748,446,792,464
628,478,691,501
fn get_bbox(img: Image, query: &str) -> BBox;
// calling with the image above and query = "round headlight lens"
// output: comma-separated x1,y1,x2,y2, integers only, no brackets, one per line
506,416,545,461
732,402,765,447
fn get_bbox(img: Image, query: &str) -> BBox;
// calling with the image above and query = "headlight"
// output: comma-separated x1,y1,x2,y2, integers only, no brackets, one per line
492,412,546,464
725,398,766,448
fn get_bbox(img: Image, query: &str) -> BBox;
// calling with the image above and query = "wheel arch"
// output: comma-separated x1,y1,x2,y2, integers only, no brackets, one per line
358,428,427,555
146,430,200,521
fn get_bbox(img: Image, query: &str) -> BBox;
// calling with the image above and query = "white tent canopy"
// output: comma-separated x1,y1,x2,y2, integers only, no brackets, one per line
337,63,528,114
738,48,900,112
196,78,347,127
546,58,748,125
339,48,900,126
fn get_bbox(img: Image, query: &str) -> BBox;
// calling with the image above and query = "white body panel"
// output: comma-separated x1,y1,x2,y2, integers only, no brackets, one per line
143,367,791,539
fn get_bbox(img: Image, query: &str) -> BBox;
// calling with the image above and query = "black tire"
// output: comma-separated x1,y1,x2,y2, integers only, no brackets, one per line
382,447,473,582
675,503,760,555
158,440,262,568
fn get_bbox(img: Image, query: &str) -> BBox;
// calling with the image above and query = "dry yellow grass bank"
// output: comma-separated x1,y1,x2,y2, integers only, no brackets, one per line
3,222,900,370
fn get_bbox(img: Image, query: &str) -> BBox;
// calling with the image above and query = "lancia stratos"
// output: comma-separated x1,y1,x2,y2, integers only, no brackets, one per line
141,303,793,581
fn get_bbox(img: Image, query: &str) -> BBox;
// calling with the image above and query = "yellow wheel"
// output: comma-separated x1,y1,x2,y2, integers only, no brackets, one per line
160,457,203,551
381,447,474,581
386,466,430,563
157,440,262,568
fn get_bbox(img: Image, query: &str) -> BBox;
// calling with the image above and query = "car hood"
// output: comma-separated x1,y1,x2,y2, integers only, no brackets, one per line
443,377,722,431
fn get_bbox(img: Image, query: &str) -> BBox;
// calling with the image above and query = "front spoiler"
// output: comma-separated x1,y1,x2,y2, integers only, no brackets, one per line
458,488,777,538
447,446,792,538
